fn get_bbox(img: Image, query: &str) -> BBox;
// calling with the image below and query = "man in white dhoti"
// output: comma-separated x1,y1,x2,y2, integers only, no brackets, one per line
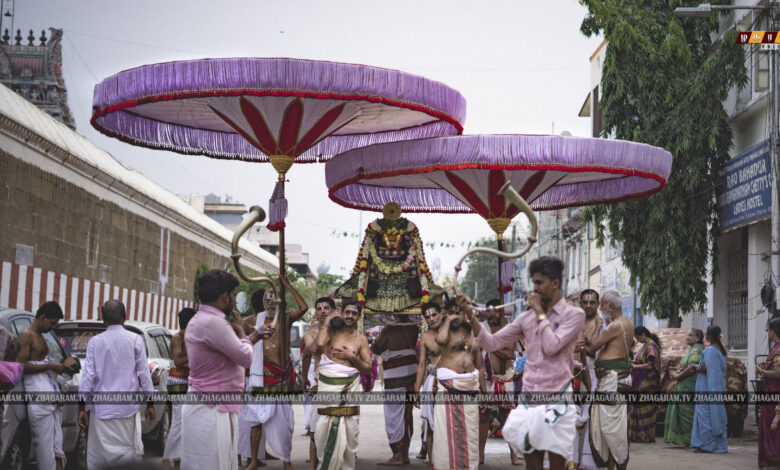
413,301,444,463
431,310,485,470
585,290,634,470
243,276,307,470
182,270,267,470
302,297,335,470
238,288,272,468
372,322,418,466
77,299,156,470
466,256,585,470
163,307,196,469
571,289,603,470
13,301,77,470
313,300,373,470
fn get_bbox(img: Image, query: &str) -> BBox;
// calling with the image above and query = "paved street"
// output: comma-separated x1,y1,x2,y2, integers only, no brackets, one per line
145,402,760,469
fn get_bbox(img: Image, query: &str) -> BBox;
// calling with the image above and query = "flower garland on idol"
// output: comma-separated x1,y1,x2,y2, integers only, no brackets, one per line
353,225,432,305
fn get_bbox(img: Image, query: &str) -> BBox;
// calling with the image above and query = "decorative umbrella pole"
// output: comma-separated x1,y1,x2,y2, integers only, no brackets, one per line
92,58,466,367
326,134,673,308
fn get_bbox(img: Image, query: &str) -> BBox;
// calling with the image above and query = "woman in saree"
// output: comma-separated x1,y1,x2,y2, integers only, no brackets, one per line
757,317,780,468
691,325,728,453
628,326,661,442
664,329,704,446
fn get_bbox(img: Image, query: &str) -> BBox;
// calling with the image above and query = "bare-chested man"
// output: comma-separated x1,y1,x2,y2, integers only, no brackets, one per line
241,275,308,470
481,299,521,466
571,289,602,470
372,321,419,465
585,289,634,470
430,310,485,470
301,297,335,470
313,301,372,470
14,301,76,470
412,302,445,463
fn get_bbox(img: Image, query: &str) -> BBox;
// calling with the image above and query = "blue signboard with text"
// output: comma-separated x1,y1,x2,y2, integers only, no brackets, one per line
717,140,772,232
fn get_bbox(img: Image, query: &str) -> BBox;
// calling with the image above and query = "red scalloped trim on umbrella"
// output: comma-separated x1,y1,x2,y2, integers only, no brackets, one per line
267,221,286,231
488,169,506,217
278,98,303,155
91,88,464,134
295,103,346,155
240,96,279,153
445,171,490,218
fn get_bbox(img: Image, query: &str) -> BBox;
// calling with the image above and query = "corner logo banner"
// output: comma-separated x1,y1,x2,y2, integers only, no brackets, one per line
736,31,780,50
716,140,772,232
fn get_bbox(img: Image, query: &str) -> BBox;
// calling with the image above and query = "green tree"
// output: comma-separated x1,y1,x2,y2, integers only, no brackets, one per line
580,0,747,326
461,237,502,304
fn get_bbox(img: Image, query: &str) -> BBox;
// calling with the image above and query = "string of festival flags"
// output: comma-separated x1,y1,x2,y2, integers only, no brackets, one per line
328,228,530,251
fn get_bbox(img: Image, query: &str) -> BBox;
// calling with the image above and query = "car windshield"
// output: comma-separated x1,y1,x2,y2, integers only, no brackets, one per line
57,329,104,358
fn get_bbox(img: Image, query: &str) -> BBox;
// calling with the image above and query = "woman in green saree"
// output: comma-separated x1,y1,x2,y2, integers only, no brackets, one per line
663,329,704,446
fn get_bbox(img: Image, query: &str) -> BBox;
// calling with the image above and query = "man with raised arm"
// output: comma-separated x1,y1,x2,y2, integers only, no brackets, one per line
312,300,373,470
463,256,584,470
430,308,485,470
585,289,634,470
413,302,445,463
372,321,419,466
245,274,308,470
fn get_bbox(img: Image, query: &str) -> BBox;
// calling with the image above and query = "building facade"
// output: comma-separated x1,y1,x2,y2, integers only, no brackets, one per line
712,4,776,397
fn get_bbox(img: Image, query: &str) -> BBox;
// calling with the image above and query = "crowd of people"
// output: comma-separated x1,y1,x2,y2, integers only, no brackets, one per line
3,255,780,469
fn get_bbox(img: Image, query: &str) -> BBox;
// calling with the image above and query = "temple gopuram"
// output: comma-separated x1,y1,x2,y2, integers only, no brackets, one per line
1,27,75,129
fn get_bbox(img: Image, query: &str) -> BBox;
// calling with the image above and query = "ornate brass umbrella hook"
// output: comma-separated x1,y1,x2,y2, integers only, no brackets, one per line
452,181,539,295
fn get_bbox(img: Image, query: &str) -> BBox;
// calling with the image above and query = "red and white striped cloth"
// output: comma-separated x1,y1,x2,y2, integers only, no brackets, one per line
0,261,190,330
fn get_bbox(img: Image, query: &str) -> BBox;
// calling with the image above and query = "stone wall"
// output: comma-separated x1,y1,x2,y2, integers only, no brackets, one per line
0,151,239,302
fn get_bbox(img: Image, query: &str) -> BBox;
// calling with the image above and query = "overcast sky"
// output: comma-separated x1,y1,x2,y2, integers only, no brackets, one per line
18,0,602,279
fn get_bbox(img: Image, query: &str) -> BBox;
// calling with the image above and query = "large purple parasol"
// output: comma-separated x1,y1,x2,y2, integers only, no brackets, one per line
91,57,466,364
326,134,673,296
91,58,466,164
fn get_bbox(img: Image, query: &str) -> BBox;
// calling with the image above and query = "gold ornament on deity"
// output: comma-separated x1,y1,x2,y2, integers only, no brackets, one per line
382,202,402,220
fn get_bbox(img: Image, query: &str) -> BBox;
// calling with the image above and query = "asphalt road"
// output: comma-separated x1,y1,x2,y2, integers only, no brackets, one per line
143,401,761,469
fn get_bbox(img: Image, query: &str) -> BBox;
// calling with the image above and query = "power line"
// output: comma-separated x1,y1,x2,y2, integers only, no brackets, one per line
64,35,98,82
64,29,209,55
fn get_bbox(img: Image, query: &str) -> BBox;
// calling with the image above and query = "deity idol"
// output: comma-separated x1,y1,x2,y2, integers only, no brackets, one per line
336,203,444,317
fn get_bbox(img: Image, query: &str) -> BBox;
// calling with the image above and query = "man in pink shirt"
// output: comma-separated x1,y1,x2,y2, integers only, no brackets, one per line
461,256,584,470
181,270,268,470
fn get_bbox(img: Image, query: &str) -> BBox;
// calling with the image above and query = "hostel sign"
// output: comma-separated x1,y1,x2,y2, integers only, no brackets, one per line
717,140,772,232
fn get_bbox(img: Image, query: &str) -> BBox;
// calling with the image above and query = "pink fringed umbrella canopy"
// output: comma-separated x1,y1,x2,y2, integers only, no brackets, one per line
326,134,673,214
326,134,673,295
91,57,466,232
91,58,466,164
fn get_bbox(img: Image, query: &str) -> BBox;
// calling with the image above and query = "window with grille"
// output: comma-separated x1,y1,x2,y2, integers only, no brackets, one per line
727,230,748,349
